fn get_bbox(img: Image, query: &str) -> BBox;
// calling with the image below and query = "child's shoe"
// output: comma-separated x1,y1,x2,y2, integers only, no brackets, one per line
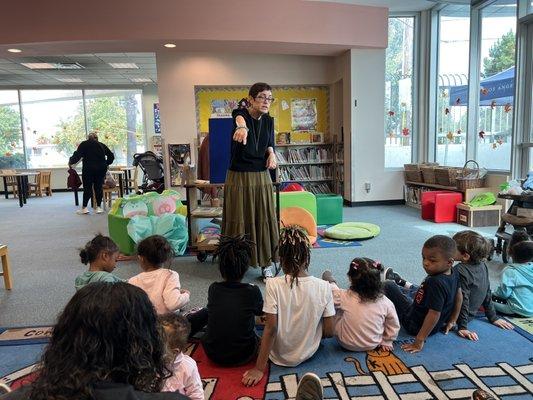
262,266,274,282
381,267,413,289
295,372,323,400
472,389,496,400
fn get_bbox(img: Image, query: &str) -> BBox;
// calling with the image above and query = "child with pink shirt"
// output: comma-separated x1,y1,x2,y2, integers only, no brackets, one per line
160,313,204,400
322,257,400,351
129,235,190,314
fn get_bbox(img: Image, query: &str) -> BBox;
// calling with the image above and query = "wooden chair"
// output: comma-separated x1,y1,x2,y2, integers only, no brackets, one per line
0,244,13,290
28,170,52,197
1,169,18,198
102,185,120,209
127,166,139,194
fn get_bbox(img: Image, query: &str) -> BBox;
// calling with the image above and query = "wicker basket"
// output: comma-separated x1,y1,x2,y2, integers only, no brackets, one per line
456,160,486,190
434,167,462,187
420,163,439,184
404,170,423,182
403,163,419,171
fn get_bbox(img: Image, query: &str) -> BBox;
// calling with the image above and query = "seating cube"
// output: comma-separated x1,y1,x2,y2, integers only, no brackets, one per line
421,190,463,223
315,194,343,225
108,213,136,255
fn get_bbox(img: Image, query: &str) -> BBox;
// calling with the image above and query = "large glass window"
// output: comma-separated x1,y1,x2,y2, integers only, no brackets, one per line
0,91,24,169
385,17,415,168
436,5,471,166
476,0,517,171
20,90,85,168
85,89,145,166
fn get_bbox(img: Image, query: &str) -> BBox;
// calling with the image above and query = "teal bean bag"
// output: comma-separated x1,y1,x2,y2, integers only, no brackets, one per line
324,222,380,240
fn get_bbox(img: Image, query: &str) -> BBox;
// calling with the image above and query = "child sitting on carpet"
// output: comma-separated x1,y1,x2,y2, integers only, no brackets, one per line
450,230,514,341
492,231,533,317
242,226,336,387
129,235,191,314
159,313,204,400
75,234,122,290
202,235,264,366
383,235,462,353
321,258,400,351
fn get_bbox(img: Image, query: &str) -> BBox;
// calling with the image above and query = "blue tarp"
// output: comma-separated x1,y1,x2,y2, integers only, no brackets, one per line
448,66,515,106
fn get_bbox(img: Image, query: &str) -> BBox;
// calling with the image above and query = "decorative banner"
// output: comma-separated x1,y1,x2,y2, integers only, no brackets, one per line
291,98,317,131
154,103,161,134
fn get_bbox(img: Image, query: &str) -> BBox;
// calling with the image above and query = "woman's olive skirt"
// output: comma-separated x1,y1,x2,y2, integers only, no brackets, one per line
222,170,279,268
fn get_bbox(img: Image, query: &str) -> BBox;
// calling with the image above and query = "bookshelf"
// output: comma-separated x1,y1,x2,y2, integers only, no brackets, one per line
275,134,344,195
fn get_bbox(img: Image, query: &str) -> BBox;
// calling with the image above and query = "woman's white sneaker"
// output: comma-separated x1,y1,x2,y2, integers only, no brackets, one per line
95,207,104,214
76,207,90,215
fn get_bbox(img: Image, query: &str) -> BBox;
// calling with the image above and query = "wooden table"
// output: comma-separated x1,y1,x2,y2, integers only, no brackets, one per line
0,171,39,207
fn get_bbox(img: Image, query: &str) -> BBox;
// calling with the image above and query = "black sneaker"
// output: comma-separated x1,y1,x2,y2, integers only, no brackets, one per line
383,268,412,289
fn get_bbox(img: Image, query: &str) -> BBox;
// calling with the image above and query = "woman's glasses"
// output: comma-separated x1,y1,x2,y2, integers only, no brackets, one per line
255,95,275,103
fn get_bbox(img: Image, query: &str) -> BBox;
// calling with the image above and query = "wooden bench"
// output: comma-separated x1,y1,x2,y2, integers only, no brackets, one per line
0,245,13,290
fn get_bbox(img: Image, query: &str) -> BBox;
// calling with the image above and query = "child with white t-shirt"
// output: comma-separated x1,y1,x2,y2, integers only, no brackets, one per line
242,226,336,387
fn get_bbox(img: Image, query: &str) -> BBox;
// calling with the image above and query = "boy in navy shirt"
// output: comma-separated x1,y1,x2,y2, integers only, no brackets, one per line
383,235,462,353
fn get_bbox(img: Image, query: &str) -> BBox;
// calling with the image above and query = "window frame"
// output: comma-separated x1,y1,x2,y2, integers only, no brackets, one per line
385,12,421,170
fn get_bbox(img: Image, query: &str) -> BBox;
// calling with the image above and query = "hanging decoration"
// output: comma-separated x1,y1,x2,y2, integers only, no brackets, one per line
444,107,450,115
402,127,410,136
446,131,454,142
387,132,395,139
387,110,395,117
504,103,512,113
490,100,497,110
457,129,462,135
492,143,498,149
480,87,489,96
455,98,461,105
441,90,448,98
478,131,485,139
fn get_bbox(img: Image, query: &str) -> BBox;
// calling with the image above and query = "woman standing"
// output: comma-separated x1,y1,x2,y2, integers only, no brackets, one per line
222,82,279,279
69,132,114,215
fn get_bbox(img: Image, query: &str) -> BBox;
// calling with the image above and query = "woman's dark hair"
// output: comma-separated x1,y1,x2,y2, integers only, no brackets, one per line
279,226,311,287
29,282,169,400
508,230,530,258
511,239,533,263
159,313,191,354
452,230,491,264
79,234,119,265
214,234,254,281
137,235,174,267
347,257,383,302
248,82,272,99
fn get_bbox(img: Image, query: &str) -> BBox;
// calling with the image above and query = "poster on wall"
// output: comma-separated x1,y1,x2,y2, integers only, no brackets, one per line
154,103,161,134
168,144,191,186
291,98,317,131
210,99,239,117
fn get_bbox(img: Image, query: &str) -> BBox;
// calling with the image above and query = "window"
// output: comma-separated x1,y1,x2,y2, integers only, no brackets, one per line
385,17,415,168
20,90,85,168
85,89,145,166
475,0,517,171
0,91,24,169
435,5,470,166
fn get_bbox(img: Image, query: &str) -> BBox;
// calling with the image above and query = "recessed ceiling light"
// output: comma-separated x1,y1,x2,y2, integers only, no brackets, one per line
130,78,152,83
164,43,176,48
21,62,84,70
109,63,139,69
56,78,84,83
7,48,22,53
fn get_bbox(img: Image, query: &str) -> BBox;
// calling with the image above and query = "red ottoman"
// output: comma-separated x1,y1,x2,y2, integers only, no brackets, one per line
421,191,463,223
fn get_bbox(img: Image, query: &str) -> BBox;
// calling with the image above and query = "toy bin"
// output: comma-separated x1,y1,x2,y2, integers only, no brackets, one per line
108,213,136,255
315,194,343,225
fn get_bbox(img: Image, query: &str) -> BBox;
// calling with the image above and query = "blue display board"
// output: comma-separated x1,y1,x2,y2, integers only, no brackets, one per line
208,118,233,183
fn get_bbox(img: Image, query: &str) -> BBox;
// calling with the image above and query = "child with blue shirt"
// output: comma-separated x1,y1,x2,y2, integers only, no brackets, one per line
492,232,533,317
75,234,123,290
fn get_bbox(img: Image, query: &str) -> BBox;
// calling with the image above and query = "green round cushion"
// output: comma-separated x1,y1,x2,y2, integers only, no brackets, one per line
324,222,380,240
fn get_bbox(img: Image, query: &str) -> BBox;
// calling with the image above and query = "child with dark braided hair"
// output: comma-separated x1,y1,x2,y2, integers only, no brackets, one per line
242,226,335,387
202,234,264,366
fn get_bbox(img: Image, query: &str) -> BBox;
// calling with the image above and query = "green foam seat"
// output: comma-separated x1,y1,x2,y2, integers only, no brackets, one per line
324,222,380,240
108,213,136,255
279,191,317,222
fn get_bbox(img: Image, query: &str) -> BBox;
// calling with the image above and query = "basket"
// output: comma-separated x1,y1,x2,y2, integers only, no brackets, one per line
434,167,462,187
404,170,423,182
403,163,419,171
456,160,486,190
420,163,439,184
